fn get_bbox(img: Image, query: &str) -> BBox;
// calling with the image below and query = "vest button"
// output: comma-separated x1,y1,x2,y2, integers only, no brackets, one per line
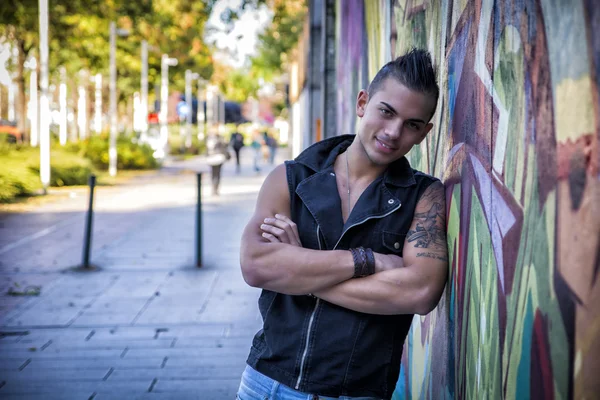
394,242,400,249
388,199,395,204
330,172,335,176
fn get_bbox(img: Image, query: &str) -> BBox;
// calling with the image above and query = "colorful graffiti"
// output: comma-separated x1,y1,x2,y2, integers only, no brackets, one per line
334,0,599,398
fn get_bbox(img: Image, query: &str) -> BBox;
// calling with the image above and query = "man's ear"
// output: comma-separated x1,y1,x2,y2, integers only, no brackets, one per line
356,90,369,117
416,123,434,144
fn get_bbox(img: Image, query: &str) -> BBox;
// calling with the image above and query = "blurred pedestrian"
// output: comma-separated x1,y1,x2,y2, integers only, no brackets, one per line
230,128,245,173
266,134,278,165
206,129,230,196
251,130,264,172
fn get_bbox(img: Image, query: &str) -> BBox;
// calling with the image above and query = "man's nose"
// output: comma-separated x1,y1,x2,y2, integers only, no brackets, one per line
384,120,404,139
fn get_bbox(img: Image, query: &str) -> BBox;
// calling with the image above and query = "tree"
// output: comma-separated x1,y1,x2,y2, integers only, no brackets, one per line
0,0,217,137
250,0,306,81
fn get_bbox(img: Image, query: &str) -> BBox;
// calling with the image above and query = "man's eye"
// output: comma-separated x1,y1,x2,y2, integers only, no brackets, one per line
407,122,419,130
379,108,391,116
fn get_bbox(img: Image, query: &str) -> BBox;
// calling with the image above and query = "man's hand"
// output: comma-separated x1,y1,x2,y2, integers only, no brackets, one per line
260,214,303,246
260,214,404,273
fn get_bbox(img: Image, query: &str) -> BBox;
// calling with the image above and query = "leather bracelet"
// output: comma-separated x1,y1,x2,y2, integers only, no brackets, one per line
364,248,375,275
350,247,375,277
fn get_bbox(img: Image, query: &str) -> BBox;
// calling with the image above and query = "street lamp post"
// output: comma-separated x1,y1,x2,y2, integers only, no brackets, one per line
77,71,88,140
109,22,129,176
93,73,102,134
185,70,199,148
39,0,50,190
140,40,148,139
159,54,177,158
28,57,38,147
59,67,67,145
197,79,206,140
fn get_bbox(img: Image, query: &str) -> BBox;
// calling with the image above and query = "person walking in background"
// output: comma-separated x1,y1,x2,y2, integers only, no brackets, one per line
230,128,245,173
251,130,264,173
266,133,278,165
237,49,448,399
206,129,230,196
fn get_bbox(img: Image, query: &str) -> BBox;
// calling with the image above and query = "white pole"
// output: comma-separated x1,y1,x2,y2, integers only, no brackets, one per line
109,21,117,176
140,41,148,138
39,0,50,189
133,91,141,132
197,79,205,140
185,69,192,148
206,87,213,126
160,54,169,155
59,67,67,145
94,73,102,134
77,73,88,140
29,60,38,147
8,81,15,122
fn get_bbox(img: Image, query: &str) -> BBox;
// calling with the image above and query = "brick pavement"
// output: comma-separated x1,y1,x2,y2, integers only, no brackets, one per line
0,147,284,399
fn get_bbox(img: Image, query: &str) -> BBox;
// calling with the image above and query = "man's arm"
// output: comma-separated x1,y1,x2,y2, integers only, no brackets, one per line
240,164,356,295
312,181,448,315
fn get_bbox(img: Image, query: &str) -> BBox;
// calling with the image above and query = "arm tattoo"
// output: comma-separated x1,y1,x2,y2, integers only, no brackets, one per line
407,183,447,251
416,252,448,262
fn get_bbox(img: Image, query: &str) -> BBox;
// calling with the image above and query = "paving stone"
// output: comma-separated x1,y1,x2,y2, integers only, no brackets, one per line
135,306,204,325
39,338,174,351
0,393,94,400
0,349,125,359
26,357,165,369
0,367,109,380
164,355,248,368
150,378,239,398
0,358,28,369
108,365,245,380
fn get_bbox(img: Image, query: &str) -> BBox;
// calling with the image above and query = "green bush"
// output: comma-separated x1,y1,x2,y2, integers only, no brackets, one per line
75,134,158,170
0,171,38,202
29,156,93,187
168,133,206,156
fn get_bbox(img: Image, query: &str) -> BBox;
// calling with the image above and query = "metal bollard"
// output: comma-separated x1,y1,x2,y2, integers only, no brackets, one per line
196,172,202,267
82,174,96,269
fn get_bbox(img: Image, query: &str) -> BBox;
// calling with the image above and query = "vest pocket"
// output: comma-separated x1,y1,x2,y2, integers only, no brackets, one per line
381,231,406,255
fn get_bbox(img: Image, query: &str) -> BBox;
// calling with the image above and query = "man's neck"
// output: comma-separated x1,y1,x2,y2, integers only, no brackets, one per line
344,140,388,183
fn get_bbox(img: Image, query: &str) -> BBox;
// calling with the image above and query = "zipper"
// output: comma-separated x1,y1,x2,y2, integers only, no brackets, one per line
294,203,401,389
295,224,322,390
316,225,322,251
295,298,320,390
332,202,402,250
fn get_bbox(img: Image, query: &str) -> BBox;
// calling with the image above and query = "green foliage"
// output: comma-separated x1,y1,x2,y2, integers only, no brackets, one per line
168,130,207,157
218,68,260,103
250,0,306,80
69,134,159,170
29,155,93,187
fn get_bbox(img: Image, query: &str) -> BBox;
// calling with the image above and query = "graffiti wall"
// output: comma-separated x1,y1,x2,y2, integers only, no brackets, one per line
334,0,599,398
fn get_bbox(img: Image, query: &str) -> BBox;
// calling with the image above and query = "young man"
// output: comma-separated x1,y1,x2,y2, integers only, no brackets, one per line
238,49,448,400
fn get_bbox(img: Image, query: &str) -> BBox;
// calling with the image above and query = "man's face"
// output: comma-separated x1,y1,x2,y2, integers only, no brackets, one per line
355,78,435,165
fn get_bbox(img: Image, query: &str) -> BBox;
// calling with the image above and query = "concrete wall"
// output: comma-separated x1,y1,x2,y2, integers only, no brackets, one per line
333,0,599,398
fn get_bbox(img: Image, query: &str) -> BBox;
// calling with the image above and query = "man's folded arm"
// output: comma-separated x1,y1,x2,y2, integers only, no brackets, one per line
240,164,354,295
313,181,449,315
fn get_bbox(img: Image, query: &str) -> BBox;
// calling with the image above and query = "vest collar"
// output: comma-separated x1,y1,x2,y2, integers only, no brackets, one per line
294,134,417,187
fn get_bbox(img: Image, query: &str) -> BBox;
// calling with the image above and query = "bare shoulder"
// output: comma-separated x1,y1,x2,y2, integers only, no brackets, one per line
255,163,290,216
242,163,291,246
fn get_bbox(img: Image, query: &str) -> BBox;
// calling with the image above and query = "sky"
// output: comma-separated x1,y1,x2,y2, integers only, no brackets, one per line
205,0,272,68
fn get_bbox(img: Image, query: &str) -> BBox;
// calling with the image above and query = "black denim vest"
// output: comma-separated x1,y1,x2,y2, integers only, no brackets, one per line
247,135,438,399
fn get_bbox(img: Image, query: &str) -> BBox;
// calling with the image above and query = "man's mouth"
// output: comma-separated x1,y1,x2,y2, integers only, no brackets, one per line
375,137,396,151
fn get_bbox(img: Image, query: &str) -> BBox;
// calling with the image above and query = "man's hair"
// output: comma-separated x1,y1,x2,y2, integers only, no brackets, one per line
367,48,439,118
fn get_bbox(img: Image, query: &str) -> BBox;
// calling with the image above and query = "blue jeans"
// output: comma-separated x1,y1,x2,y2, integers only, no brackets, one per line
236,365,382,400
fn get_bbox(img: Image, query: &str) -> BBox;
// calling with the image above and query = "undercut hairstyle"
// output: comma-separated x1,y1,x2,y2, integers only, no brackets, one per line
367,48,439,119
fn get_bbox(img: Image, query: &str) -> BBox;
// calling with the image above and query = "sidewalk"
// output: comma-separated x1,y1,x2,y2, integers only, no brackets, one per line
0,147,286,399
